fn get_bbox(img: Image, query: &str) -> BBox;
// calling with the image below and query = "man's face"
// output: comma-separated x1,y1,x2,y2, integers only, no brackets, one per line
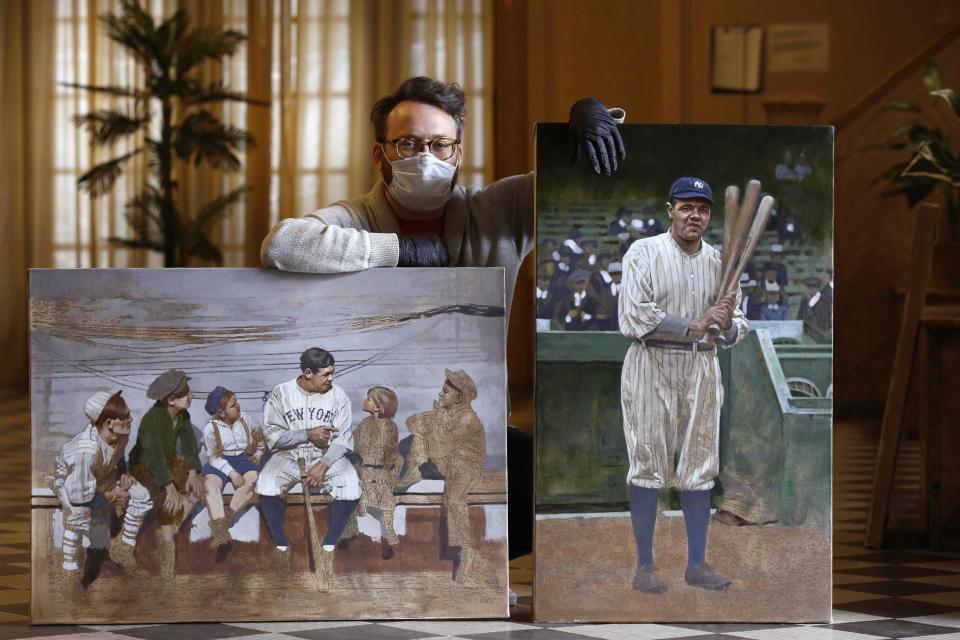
537,275,551,289
611,272,622,284
766,290,780,304
572,280,587,294
667,197,711,243
438,382,460,409
771,253,783,265
373,100,461,186
302,364,335,394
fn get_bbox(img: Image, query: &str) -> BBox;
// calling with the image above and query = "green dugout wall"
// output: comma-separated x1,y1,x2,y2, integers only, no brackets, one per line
535,329,832,532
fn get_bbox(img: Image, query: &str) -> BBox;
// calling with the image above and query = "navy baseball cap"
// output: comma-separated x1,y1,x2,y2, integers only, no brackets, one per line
668,177,713,204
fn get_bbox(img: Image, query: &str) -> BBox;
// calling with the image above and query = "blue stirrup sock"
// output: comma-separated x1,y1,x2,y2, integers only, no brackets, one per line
259,495,289,548
629,485,659,567
322,499,360,547
680,489,710,567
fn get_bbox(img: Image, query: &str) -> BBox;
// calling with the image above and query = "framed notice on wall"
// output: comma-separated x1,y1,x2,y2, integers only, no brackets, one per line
711,24,764,93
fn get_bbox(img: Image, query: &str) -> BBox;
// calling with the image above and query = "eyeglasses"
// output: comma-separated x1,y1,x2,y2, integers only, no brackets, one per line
381,136,459,161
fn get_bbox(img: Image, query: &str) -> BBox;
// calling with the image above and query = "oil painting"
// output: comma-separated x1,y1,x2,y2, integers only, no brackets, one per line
30,267,508,623
534,123,834,621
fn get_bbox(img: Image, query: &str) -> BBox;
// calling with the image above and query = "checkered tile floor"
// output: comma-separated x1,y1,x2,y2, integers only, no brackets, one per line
7,387,960,637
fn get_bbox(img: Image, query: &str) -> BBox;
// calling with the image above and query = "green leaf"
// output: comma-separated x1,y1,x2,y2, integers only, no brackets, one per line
77,149,144,197
186,234,223,265
122,186,165,247
108,236,164,253
59,82,148,100
175,26,247,77
923,59,944,93
881,99,922,112
72,108,150,146
931,89,960,120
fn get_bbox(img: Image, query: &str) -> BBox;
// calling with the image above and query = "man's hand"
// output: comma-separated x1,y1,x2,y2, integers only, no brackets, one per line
307,426,337,447
305,461,329,487
186,469,203,498
163,483,183,513
229,470,244,488
398,233,449,267
568,98,626,175
714,292,736,329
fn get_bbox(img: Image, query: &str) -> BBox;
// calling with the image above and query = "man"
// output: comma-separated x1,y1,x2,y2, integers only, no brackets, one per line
760,283,790,321
618,177,748,594
797,276,831,331
260,75,624,325
400,369,485,582
54,390,152,587
536,263,559,331
739,273,761,321
606,207,632,236
594,261,622,331
641,205,663,236
762,244,789,288
560,269,599,331
255,348,360,575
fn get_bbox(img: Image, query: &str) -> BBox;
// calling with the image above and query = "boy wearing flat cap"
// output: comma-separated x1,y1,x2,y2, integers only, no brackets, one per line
129,369,204,580
400,369,485,582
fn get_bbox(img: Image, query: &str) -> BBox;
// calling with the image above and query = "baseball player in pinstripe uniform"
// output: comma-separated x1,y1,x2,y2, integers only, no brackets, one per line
619,177,749,594
255,347,361,573
53,390,152,586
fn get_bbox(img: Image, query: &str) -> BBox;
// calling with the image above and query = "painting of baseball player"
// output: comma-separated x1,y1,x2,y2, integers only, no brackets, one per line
399,369,485,582
128,369,204,580
339,386,404,559
52,390,152,587
619,177,748,594
200,386,266,563
254,347,361,575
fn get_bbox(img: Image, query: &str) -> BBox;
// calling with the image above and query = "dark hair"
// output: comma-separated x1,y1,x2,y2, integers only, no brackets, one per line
300,347,335,373
370,76,466,142
96,393,130,427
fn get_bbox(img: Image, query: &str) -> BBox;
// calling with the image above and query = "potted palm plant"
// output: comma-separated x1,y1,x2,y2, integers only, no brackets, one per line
68,0,266,267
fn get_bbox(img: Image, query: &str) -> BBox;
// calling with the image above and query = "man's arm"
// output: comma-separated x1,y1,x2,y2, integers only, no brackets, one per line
261,202,400,273
261,388,311,451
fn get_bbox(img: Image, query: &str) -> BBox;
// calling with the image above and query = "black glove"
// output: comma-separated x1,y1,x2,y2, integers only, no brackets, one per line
568,98,626,176
397,233,449,267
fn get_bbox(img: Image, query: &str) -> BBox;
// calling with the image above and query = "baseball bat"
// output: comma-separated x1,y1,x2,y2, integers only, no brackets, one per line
720,186,740,285
298,458,330,591
725,180,761,284
707,195,776,345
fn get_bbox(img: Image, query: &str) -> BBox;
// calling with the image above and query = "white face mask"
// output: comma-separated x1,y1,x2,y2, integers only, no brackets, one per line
386,153,457,211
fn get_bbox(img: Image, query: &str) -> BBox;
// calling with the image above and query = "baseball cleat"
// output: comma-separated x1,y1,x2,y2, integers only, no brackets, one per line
684,562,732,591
632,564,667,594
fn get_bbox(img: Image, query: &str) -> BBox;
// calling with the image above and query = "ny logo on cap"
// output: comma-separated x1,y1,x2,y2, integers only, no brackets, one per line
694,180,704,188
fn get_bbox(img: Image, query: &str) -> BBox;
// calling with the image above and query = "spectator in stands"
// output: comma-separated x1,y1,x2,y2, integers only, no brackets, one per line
762,244,789,288
797,276,831,331
822,268,834,304
794,151,813,181
619,225,644,257
580,239,599,268
778,211,804,246
761,267,786,306
594,262,622,331
560,270,598,331
775,150,797,181
540,237,560,263
590,252,614,293
550,247,574,300
564,227,585,266
606,207,633,236
536,264,560,331
641,206,663,236
760,283,789,321
739,273,761,321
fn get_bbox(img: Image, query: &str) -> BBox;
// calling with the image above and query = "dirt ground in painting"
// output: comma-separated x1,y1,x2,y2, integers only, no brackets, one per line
32,505,508,624
534,511,831,623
